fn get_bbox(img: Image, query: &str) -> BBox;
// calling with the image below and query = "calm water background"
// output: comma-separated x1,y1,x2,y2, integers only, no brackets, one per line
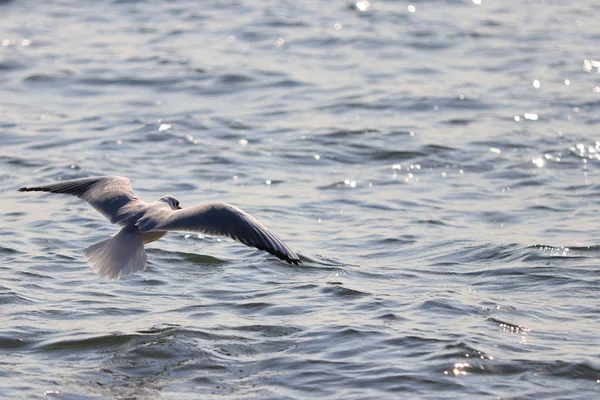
1,0,600,398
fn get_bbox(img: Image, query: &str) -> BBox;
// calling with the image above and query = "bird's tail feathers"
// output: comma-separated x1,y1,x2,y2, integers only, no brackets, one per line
83,226,147,280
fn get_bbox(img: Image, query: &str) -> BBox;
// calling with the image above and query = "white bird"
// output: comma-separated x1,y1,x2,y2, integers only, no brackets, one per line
18,176,301,280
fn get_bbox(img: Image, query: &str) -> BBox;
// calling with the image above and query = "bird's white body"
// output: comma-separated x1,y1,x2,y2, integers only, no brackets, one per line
19,176,300,280
142,231,168,244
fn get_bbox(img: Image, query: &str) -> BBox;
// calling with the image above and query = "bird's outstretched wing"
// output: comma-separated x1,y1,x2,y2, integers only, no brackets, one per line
18,176,141,225
137,202,301,265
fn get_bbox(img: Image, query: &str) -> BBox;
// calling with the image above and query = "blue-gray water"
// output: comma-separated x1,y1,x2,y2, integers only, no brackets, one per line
2,0,600,398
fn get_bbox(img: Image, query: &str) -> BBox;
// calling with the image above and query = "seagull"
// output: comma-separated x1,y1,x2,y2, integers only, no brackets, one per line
18,176,301,280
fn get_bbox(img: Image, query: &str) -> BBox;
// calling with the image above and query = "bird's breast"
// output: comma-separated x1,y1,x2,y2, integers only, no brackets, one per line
141,231,167,244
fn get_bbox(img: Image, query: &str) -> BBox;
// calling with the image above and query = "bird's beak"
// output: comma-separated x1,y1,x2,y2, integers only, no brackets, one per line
177,205,182,210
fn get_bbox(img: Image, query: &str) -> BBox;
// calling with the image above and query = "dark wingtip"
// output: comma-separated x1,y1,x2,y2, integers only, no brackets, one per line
286,256,302,265
269,251,301,265
18,187,45,192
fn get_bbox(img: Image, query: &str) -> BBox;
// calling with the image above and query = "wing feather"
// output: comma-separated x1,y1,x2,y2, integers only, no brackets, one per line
18,176,141,225
139,202,301,265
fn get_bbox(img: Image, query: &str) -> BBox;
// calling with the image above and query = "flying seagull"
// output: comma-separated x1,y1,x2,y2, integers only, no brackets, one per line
18,176,301,280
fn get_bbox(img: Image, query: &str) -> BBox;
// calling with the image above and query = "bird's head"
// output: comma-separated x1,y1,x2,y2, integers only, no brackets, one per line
159,195,182,210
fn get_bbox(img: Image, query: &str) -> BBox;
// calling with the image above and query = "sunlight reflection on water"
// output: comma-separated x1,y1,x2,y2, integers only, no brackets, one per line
2,0,600,398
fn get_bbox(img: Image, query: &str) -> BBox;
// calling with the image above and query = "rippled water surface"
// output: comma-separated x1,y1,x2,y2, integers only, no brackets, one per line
2,0,600,398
